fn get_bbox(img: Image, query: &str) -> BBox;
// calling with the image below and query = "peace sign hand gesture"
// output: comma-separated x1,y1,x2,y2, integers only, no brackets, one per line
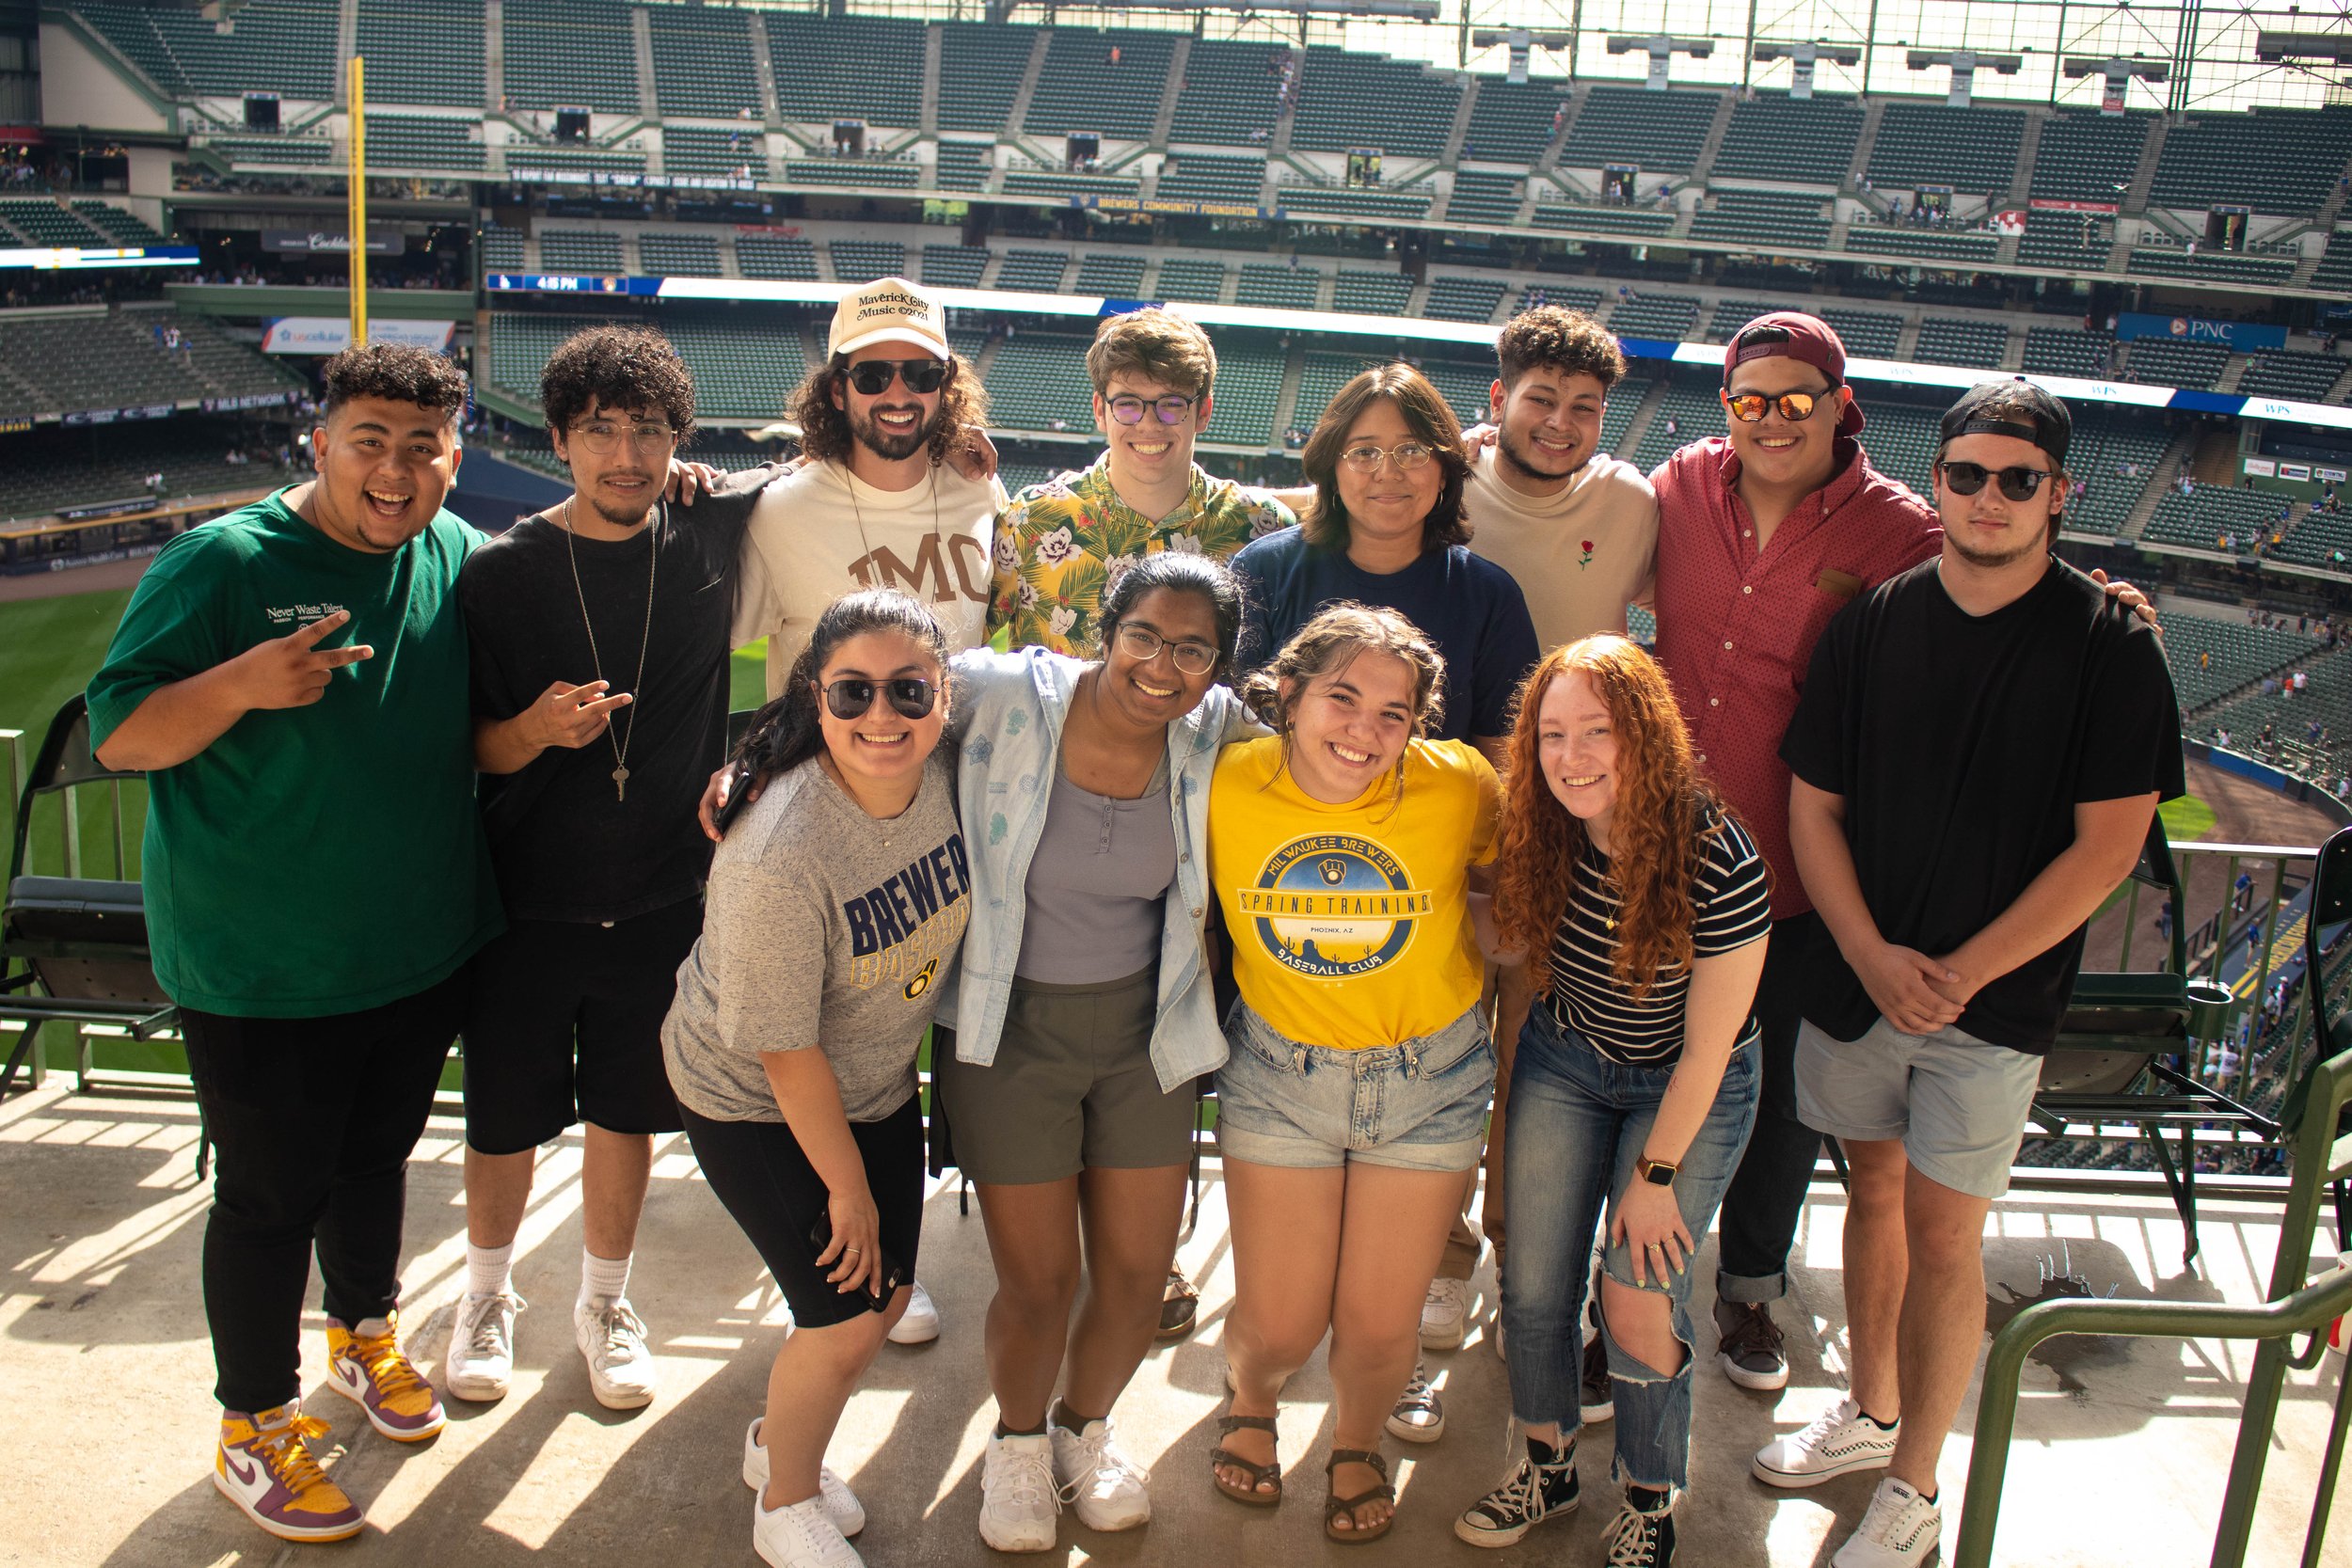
230,610,373,710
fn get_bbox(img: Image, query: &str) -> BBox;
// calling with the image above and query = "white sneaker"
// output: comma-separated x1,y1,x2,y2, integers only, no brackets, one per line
741,1418,866,1537
1050,1416,1151,1531
444,1291,523,1402
753,1492,863,1568
1752,1398,1899,1489
1831,1477,1943,1566
1421,1276,1471,1351
977,1431,1061,1552
885,1280,940,1345
573,1296,658,1410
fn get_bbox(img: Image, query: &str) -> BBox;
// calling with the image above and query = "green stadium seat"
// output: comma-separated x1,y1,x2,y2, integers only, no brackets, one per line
1171,39,1287,148
937,23,1038,134
1563,87,1720,174
1712,93,1862,185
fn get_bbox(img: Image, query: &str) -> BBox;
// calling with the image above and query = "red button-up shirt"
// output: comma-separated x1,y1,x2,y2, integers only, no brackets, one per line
1650,436,1940,916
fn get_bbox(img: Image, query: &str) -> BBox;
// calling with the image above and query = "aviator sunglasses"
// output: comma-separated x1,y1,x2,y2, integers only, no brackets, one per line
1937,460,2055,501
842,359,948,396
1722,388,1834,423
817,676,938,721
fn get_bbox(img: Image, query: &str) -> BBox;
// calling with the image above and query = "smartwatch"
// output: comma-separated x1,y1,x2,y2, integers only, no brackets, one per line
1635,1155,1679,1187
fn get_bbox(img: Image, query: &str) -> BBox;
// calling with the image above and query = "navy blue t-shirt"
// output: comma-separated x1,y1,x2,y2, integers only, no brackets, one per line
1231,526,1541,743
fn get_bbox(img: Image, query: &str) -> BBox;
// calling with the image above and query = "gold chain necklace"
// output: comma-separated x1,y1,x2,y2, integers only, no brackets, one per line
561,495,660,802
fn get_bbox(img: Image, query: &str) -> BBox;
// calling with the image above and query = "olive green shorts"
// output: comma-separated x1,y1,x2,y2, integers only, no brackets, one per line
936,968,1202,1185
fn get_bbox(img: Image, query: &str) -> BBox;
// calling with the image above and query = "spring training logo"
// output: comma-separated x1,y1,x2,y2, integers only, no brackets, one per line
1237,833,1432,979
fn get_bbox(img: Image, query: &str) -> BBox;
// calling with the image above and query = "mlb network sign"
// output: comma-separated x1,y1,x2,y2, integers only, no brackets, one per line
2116,311,2290,351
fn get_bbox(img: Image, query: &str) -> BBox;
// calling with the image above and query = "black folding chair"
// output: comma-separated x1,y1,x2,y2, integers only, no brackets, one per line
2281,822,2352,1254
0,696,186,1155
2030,815,2262,1265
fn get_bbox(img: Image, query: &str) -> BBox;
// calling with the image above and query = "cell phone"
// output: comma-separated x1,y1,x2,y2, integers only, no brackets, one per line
806,1211,908,1314
714,762,756,834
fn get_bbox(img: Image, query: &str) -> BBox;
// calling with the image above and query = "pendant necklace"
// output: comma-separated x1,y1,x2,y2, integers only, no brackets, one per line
844,460,949,598
562,496,660,802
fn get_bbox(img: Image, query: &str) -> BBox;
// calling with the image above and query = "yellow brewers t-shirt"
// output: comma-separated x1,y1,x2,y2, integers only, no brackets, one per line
1210,736,1500,1051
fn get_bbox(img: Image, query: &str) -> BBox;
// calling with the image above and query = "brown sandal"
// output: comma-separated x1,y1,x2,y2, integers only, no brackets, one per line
1211,1411,1282,1506
1324,1448,1394,1544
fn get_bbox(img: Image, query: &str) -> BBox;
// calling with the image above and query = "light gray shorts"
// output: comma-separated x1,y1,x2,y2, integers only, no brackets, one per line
1794,1017,2043,1199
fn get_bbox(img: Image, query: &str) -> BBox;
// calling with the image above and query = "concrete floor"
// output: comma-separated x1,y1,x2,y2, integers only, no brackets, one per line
5,1078,2347,1568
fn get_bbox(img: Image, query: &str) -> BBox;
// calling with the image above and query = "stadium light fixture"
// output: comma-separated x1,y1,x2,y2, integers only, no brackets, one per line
1753,40,1862,97
1906,48,2022,107
1607,34,1714,90
1471,28,1572,84
2255,32,2352,64
2064,55,2169,80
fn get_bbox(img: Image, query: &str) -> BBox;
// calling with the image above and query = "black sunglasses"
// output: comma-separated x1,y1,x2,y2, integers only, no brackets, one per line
842,359,947,396
1938,460,2054,501
818,676,937,721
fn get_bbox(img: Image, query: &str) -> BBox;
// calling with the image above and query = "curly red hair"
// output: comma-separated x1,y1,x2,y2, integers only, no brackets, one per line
1493,636,1756,1001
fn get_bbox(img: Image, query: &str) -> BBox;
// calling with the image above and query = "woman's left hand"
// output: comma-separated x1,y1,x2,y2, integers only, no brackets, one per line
1610,1180,1693,1288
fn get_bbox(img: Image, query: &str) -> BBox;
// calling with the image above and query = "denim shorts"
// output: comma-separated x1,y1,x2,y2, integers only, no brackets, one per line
1214,1003,1495,1173
1794,1017,2043,1199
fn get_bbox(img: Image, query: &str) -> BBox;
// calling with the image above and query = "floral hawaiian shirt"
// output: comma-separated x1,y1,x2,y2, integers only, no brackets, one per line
986,454,1294,656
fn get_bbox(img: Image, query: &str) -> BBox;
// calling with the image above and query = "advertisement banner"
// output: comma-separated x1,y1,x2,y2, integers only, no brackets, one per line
261,227,405,255
62,404,176,426
262,318,456,355
2245,458,2279,477
2029,198,2120,215
202,391,295,413
1994,209,2026,237
2117,311,2290,350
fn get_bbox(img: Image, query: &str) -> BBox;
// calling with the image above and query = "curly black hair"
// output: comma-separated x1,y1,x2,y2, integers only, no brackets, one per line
539,325,696,445
322,341,469,424
1496,305,1625,392
788,352,988,468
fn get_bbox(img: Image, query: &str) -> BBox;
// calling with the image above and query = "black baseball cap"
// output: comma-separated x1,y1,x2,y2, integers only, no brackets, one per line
1939,379,2072,467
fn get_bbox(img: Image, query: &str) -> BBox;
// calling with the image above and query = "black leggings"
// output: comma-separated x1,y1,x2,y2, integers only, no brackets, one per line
181,972,464,1413
683,1096,925,1331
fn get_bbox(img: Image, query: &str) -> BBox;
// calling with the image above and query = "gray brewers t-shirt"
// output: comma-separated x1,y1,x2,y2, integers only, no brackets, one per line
662,750,970,1123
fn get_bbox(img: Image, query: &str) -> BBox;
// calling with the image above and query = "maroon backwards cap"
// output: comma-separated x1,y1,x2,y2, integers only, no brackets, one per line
1723,310,1866,436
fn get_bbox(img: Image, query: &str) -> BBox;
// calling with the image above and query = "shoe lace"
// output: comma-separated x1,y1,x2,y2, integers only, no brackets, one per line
1856,1482,1926,1544
1428,1276,1470,1313
463,1292,522,1358
1795,1400,1859,1448
1480,1459,1543,1524
1723,1304,1785,1359
992,1442,1065,1513
250,1412,338,1495
345,1327,430,1402
1399,1365,1436,1407
585,1299,649,1359
1600,1504,1662,1567
1073,1424,1150,1488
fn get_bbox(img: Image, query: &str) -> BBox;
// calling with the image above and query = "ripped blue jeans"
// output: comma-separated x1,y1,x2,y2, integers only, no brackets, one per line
1499,1001,1757,1490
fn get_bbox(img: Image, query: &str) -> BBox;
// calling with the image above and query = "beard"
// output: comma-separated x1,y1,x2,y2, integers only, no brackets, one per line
1946,516,2054,570
583,480,655,529
850,400,946,462
1497,423,1587,482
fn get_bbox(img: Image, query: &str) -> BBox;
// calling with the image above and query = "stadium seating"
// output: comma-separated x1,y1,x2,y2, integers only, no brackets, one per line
2278,508,2352,570
1608,293,1702,341
71,201,164,245
636,231,722,278
664,126,767,180
2149,106,2352,215
2198,644,2352,760
1599,371,1652,455
0,200,104,245
1153,258,1226,304
2159,612,2322,711
938,23,1037,134
1208,341,1286,445
2140,484,2290,553
199,133,334,166
1460,79,1564,166
0,310,299,422
1446,170,1525,227
737,234,818,281
356,0,485,107
2241,354,2347,404
919,245,991,289
1843,224,2000,263
2126,339,2232,390
489,309,804,420
933,142,992,192
2017,210,2112,271
1332,270,1412,318
1710,93,1863,185
1688,188,1832,250
0,421,294,526
76,0,338,99
1170,39,1287,147
646,6,761,119
768,14,924,128
537,230,624,273
503,0,639,113
1155,154,1267,208
1516,284,1602,318
2127,245,2299,287
365,116,485,172
1002,166,1141,200
1867,102,2024,196
829,240,906,284
1707,298,1779,343
2028,111,2151,202
480,224,525,272
1422,275,1508,324
2313,230,2352,293
1850,393,1944,493
1819,307,1903,359
1562,87,1719,174
2061,405,2169,536
504,136,647,176
1025,28,1173,140
787,154,921,189
1291,350,1370,433
1633,375,1734,470
1074,252,1148,296
1530,202,1676,236
2022,325,2114,378
1235,262,1318,310
1915,315,2010,368
995,249,1070,293
983,333,1098,432
1290,46,1460,159
1275,183,1434,222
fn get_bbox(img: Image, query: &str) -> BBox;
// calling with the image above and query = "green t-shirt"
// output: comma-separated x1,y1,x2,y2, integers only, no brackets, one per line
86,488,504,1018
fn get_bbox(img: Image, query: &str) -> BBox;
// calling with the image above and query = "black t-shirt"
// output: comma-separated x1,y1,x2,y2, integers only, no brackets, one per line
1778,556,2185,1054
459,493,755,923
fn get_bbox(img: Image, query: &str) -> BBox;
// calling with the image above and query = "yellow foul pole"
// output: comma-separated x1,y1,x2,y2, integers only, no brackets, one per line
348,54,367,347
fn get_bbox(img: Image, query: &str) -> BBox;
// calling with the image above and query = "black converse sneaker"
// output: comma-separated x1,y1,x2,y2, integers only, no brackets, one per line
1454,1434,1580,1548
1600,1486,1678,1567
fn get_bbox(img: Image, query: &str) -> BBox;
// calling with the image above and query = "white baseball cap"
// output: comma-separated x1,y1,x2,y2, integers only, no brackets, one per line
828,276,949,359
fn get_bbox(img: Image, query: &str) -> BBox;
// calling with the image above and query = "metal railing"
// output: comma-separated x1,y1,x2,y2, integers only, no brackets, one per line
1956,1035,2352,1568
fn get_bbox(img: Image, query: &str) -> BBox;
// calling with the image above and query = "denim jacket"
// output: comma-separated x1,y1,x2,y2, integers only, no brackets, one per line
940,646,1259,1091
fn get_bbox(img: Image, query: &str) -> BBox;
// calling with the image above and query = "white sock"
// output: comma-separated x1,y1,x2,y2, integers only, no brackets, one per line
580,1248,632,1309
467,1240,515,1300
